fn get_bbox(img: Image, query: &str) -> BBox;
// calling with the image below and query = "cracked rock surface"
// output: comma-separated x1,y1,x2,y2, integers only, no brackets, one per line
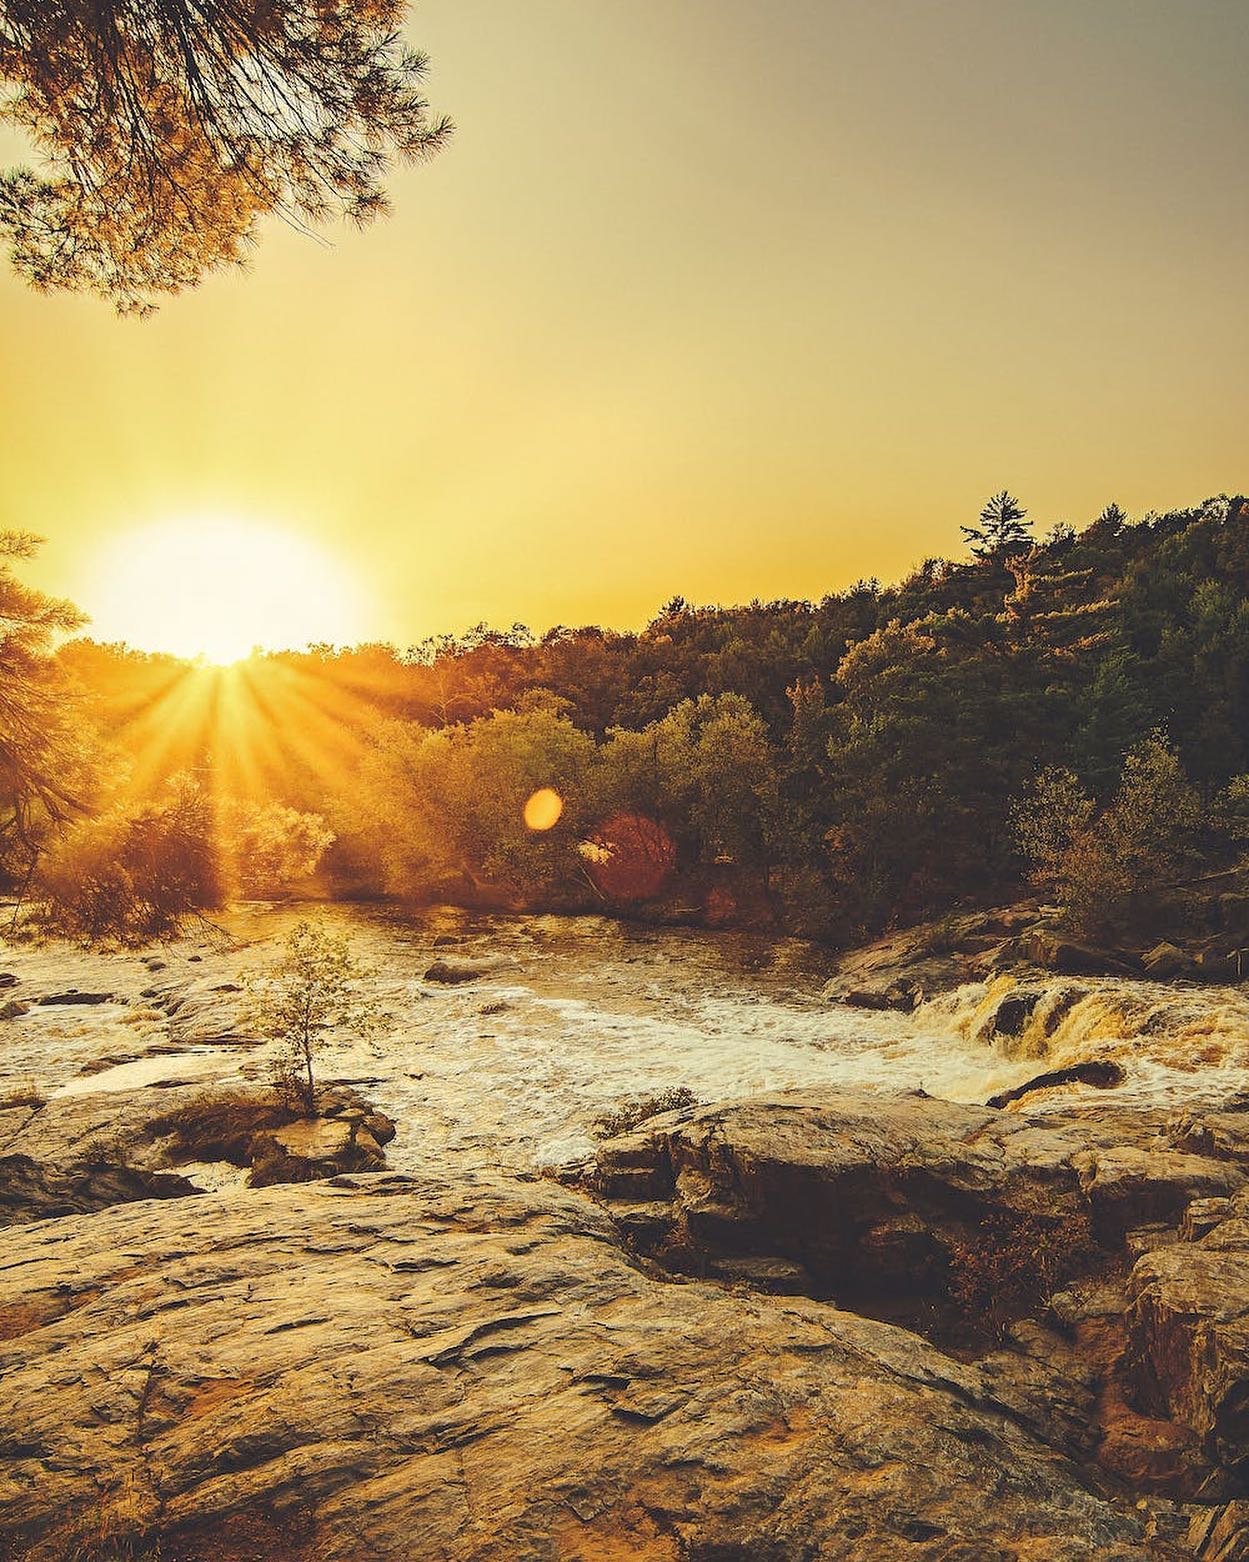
0,1164,1201,1561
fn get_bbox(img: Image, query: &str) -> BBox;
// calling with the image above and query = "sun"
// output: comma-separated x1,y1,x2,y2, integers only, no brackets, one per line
83,516,366,664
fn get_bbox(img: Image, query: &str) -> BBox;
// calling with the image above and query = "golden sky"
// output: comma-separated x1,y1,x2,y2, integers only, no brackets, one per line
2,0,1247,653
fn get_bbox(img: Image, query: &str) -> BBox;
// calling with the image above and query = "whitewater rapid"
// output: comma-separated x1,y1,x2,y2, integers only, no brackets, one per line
3,903,1248,1178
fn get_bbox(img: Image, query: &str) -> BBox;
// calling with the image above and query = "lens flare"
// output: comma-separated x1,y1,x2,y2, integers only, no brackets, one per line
581,813,675,900
523,788,564,831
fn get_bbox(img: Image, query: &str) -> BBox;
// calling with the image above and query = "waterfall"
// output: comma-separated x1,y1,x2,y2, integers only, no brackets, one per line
915,972,1249,1109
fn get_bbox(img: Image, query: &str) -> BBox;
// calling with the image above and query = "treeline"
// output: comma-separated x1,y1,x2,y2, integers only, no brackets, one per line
5,492,1249,943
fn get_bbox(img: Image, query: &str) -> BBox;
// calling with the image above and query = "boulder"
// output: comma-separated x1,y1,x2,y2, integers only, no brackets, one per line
587,1090,1249,1342
0,1170,1187,1560
1142,943,1197,979
423,956,518,985
987,1059,1125,1109
834,983,898,1010
146,1088,397,1187
1023,933,1135,976
984,987,1045,1038
0,1000,29,1020
1126,1196,1249,1481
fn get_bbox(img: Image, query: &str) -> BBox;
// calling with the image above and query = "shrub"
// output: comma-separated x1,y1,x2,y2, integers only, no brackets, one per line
593,1087,698,1139
945,1207,1096,1340
34,776,222,942
224,801,335,897
1014,737,1202,938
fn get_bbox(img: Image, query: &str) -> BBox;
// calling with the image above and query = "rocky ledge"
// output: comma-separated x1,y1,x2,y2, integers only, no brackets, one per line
821,888,1249,1011
585,1089,1249,1514
0,1084,397,1226
0,1162,1216,1562
5,1090,1249,1559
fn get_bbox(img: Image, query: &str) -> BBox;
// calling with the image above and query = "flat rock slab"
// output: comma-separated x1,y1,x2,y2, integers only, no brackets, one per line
0,1169,1183,1560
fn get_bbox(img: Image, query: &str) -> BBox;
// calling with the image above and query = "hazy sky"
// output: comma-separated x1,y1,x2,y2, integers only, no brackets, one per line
3,0,1247,651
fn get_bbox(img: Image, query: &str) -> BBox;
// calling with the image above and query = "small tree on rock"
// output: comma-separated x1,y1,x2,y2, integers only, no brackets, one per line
251,920,376,1114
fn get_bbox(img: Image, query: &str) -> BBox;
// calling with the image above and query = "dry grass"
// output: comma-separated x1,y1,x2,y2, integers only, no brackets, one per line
0,1078,46,1111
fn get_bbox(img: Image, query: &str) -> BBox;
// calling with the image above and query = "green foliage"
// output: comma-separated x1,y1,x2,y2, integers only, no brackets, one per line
820,614,1046,931
1215,775,1249,844
351,705,599,900
0,0,449,311
33,776,223,942
1011,768,1095,883
226,801,335,897
348,693,777,906
49,492,1249,944
250,920,376,1113
1015,738,1203,937
0,532,92,876
961,491,1032,561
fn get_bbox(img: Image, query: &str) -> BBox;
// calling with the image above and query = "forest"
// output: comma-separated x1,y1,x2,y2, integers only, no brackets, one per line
6,491,1249,948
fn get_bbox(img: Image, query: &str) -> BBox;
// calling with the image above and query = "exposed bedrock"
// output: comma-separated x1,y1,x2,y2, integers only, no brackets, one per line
585,1088,1249,1510
9,1092,1249,1556
0,1084,397,1224
584,1090,1247,1308
0,1167,1209,1562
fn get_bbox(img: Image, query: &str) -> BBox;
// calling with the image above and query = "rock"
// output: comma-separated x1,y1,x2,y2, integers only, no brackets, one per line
0,1153,198,1227
423,956,518,985
1023,933,1136,976
0,972,18,988
1143,943,1197,979
987,1059,1126,1109
1073,1145,1245,1244
35,991,115,1006
1126,1197,1249,1482
828,979,921,1011
0,1170,1188,1560
0,999,28,1020
821,905,1039,1004
146,1087,396,1187
832,984,894,1009
250,1117,388,1186
983,988,1045,1038
1188,1501,1249,1559
1217,892,1249,935
587,1090,1249,1342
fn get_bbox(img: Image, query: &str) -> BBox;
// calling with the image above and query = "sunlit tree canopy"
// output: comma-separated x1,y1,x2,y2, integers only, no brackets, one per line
0,0,450,312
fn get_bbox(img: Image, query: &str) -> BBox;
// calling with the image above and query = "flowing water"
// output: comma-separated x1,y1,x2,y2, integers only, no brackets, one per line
3,903,1249,1179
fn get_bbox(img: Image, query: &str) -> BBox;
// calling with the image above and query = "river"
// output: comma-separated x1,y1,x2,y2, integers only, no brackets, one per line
4,902,1249,1179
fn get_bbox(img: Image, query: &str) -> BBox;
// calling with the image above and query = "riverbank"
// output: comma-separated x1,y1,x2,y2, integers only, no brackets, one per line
4,904,1249,1557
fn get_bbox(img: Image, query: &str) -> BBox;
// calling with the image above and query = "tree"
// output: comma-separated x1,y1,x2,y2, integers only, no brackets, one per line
251,919,374,1112
1014,737,1202,938
34,773,224,940
226,800,335,897
0,533,90,878
0,0,451,312
349,705,599,901
1011,768,1095,885
962,492,1033,561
